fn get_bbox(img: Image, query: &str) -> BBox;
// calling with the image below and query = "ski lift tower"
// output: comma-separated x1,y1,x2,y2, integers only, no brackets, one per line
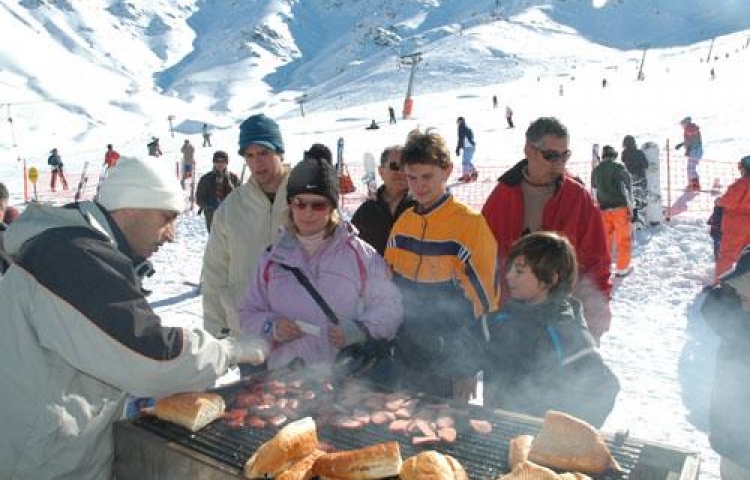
400,52,423,119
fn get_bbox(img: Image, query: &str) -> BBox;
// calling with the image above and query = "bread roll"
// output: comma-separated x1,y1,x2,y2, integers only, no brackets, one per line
508,434,534,470
528,411,620,475
400,450,468,480
276,449,325,480
499,460,590,479
153,392,225,432
312,441,402,480
244,417,319,479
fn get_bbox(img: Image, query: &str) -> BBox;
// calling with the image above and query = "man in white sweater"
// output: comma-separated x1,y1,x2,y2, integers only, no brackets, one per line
202,114,290,341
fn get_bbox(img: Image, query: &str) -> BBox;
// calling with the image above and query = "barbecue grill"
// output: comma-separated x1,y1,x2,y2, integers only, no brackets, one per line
114,376,700,480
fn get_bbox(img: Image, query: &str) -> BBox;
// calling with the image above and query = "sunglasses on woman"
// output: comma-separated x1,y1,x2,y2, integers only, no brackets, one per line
534,145,572,162
290,197,330,211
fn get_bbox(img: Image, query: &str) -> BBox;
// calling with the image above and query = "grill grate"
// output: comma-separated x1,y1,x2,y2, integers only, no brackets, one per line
134,403,639,480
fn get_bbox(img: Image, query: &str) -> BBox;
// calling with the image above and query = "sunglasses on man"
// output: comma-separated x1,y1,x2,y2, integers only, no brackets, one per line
382,161,401,171
290,197,331,211
534,145,572,162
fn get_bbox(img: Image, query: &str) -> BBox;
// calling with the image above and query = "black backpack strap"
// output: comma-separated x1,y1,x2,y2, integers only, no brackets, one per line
279,264,339,325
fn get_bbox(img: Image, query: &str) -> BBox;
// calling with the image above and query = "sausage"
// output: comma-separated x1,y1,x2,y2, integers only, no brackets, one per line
469,419,493,434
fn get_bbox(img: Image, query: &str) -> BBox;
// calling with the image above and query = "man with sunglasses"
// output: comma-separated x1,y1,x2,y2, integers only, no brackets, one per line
351,145,416,255
202,114,291,342
482,117,612,343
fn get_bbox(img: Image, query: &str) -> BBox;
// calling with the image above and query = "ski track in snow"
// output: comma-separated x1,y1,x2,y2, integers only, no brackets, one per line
146,212,722,479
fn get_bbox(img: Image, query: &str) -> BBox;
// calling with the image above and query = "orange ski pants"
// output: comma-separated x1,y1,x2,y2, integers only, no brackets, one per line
601,207,632,270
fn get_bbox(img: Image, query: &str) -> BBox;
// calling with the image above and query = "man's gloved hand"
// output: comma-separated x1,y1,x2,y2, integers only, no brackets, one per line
455,148,461,156
674,142,684,150
226,336,268,366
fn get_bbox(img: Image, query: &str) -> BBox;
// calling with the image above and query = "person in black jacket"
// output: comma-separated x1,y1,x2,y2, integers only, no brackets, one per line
351,145,415,255
484,231,619,427
621,135,648,183
195,150,241,232
702,246,750,479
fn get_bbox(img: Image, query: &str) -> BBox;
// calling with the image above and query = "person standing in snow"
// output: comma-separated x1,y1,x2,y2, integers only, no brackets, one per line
505,105,514,128
714,155,750,280
455,116,478,182
702,246,750,479
237,157,402,375
621,135,648,185
202,123,212,147
201,114,290,341
591,145,634,277
385,131,499,400
675,116,703,191
492,95,498,109
195,150,241,233
0,157,267,480
104,144,120,169
180,139,196,188
388,106,397,124
47,148,69,192
351,145,416,256
481,117,612,343
483,231,619,427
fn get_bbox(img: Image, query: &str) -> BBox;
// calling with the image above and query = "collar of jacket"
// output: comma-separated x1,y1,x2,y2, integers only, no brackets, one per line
498,159,570,191
376,184,415,212
414,192,452,216
268,221,356,268
247,164,291,195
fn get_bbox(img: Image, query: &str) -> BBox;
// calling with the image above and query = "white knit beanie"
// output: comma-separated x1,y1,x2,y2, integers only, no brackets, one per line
97,156,184,212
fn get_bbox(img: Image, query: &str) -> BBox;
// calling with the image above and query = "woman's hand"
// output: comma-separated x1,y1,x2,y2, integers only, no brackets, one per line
274,318,302,343
328,326,345,349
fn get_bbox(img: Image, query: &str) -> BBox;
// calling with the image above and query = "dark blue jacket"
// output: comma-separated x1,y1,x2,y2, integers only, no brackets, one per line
484,294,619,427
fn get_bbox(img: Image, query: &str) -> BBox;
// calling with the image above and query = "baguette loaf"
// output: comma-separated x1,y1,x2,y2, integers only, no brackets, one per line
508,434,534,470
498,460,591,479
528,411,620,475
400,450,468,480
312,441,402,480
276,449,326,480
153,392,225,432
244,417,319,479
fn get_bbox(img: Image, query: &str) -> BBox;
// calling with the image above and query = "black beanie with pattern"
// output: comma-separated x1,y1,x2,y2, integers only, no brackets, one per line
286,158,339,207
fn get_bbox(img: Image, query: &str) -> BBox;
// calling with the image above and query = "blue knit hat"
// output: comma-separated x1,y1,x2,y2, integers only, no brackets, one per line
237,114,284,155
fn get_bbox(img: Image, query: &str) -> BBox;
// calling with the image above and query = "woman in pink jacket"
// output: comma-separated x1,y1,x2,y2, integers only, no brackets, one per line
237,157,402,373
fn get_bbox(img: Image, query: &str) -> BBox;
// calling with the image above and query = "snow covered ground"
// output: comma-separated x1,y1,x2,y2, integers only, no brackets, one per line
3,4,750,479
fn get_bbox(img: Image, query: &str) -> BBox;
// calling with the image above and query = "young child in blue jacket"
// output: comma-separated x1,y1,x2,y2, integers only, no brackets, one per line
483,231,620,427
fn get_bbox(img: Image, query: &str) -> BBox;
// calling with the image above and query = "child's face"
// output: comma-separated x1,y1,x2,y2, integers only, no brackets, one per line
506,255,553,305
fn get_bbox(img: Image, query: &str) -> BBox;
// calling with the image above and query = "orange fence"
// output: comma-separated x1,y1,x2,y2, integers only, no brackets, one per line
19,147,743,222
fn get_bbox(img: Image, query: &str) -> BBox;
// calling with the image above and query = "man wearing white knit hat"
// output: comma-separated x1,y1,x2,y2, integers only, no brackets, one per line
0,156,267,480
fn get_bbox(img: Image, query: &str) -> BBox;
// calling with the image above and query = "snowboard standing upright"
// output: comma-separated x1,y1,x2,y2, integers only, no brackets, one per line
362,152,378,200
641,141,664,225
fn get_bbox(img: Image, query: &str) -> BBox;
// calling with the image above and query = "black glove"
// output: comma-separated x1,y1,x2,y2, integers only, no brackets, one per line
455,148,460,156
675,142,684,150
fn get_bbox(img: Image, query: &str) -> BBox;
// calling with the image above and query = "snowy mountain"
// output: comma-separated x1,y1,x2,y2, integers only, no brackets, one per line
1,0,749,161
